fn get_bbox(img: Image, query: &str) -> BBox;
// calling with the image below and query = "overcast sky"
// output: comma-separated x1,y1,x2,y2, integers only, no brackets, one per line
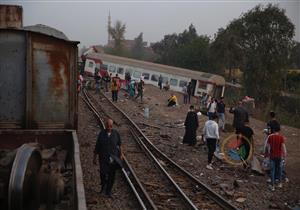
3,0,300,48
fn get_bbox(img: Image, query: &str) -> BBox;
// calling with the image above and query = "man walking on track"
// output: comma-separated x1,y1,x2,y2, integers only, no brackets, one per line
93,119,124,198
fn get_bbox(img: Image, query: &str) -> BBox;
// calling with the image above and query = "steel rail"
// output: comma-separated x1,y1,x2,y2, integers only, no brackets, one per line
82,90,120,126
129,128,198,210
136,128,240,210
84,90,197,209
81,90,156,210
122,158,158,210
98,89,239,210
89,91,197,209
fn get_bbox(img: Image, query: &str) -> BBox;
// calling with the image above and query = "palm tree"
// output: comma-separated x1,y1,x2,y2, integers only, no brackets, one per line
109,20,126,53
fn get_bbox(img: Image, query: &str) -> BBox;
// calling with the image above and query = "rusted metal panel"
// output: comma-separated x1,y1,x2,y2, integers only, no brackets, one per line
0,29,78,129
31,34,72,128
29,33,78,129
0,130,87,210
0,31,26,128
0,5,23,28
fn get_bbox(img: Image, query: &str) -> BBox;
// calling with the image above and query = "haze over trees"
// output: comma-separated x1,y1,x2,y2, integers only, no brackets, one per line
105,21,155,60
150,4,299,126
151,24,211,72
96,4,299,126
226,5,294,103
104,5,298,104
108,20,126,54
152,4,296,102
131,32,145,59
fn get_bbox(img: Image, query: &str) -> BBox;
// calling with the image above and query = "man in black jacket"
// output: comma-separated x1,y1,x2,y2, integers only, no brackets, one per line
229,101,249,134
93,119,124,197
217,97,226,132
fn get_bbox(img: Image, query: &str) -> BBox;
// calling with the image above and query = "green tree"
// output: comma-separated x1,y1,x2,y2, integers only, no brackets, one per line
229,4,295,102
151,33,178,65
177,24,198,46
210,25,243,78
151,24,210,71
108,20,126,55
290,41,300,69
175,35,210,70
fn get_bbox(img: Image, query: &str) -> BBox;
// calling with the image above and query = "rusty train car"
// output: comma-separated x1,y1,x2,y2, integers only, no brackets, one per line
0,5,86,210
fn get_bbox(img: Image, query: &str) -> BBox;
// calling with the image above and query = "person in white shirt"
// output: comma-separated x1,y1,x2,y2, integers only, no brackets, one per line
203,114,219,170
207,98,217,120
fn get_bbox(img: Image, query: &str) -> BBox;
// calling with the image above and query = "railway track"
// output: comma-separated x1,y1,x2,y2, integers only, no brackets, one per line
82,90,196,210
83,89,239,210
81,92,155,210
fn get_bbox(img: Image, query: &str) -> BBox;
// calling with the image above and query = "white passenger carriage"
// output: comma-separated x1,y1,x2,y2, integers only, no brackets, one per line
84,53,225,98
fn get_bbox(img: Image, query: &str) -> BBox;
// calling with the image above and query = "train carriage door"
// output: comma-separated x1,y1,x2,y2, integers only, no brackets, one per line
191,79,197,96
214,85,224,99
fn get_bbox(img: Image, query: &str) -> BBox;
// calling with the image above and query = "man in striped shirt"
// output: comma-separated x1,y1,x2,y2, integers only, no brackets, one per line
265,125,287,191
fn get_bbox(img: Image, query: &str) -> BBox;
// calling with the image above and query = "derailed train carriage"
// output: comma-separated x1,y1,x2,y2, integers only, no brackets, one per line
0,5,86,210
84,52,226,99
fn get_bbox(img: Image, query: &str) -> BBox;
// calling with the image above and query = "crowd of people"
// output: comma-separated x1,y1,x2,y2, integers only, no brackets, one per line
88,74,287,198
182,96,287,192
83,70,146,103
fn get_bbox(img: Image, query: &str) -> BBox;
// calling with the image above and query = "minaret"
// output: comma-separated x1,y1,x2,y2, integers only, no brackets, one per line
107,11,111,45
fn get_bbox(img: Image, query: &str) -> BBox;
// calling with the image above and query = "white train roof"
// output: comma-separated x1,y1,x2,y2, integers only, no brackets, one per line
87,53,225,85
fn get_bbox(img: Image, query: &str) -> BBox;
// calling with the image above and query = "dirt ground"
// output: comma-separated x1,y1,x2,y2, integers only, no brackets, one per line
105,84,300,210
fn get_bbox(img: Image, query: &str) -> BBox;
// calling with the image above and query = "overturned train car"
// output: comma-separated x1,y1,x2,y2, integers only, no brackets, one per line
85,52,226,99
0,24,86,209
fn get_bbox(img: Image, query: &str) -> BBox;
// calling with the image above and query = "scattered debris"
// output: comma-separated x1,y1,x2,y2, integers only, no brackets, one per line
141,122,161,129
233,180,239,188
174,120,184,124
225,190,235,197
159,160,166,166
160,134,170,138
235,197,246,203
220,183,230,191
41,148,56,160
251,156,264,175
269,203,279,209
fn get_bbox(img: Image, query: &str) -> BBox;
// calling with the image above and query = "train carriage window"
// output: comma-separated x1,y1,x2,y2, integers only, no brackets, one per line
118,67,124,75
151,74,159,81
125,68,133,76
170,78,178,86
179,80,188,87
100,64,108,70
198,81,207,89
109,65,116,73
162,77,168,83
133,71,141,78
96,63,100,69
88,61,93,68
142,73,150,80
